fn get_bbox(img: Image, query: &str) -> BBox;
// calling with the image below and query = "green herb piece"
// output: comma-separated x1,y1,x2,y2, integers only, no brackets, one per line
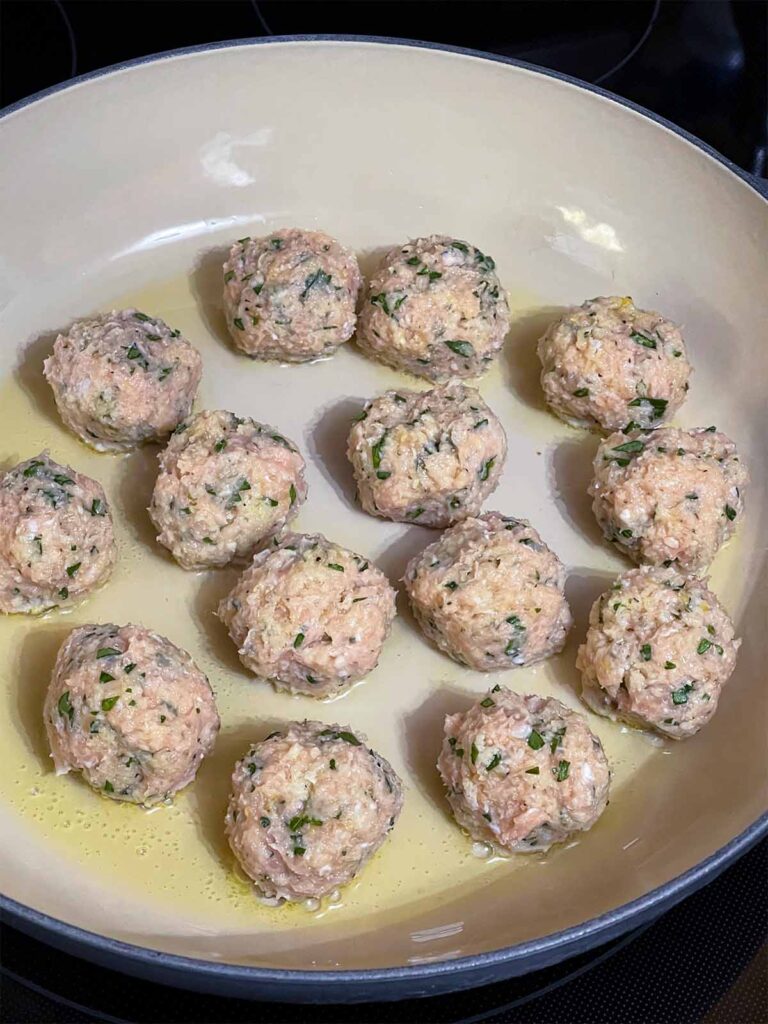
327,562,344,572
124,663,136,674
233,318,245,330
640,644,652,661
480,697,495,708
58,691,74,724
292,843,306,857
406,507,424,519
65,562,81,577
444,581,458,591
101,696,119,712
445,339,475,358
479,457,495,481
300,268,332,301
104,781,114,793
486,753,502,772
573,387,589,397
99,671,115,684
353,409,367,422
270,237,284,249
289,483,297,505
57,587,69,600
22,460,44,477
97,647,121,659
224,270,235,283
473,418,489,429
527,729,545,751
550,727,566,754
406,256,420,265
294,633,305,648
724,505,737,521
158,367,173,381
612,439,645,454
525,766,540,775
259,816,270,828
319,729,361,746
470,743,479,764
214,438,227,453
630,331,657,349
376,471,391,480
90,498,104,516
126,345,142,360
371,435,387,469
52,474,74,486
628,396,668,420
553,760,570,782
672,683,693,705
133,312,152,322
697,638,712,655
664,661,676,670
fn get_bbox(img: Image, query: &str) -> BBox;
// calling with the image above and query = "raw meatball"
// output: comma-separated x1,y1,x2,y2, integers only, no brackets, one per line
404,513,572,670
226,721,403,902
149,410,307,570
218,533,397,697
577,567,740,740
0,453,116,614
44,623,220,804
356,235,510,381
591,426,748,573
538,296,691,432
44,309,202,451
347,380,507,528
222,228,361,362
438,687,610,852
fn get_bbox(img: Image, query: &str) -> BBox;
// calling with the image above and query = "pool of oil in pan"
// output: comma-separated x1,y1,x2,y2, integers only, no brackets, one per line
0,268,724,934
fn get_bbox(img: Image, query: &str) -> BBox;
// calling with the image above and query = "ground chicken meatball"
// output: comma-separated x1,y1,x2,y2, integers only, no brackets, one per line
590,426,748,573
149,410,307,570
438,687,610,853
356,236,510,381
404,513,572,670
347,381,507,528
44,309,202,451
0,453,116,614
218,533,397,697
44,623,220,804
226,721,403,902
222,228,361,362
538,296,691,432
577,567,740,740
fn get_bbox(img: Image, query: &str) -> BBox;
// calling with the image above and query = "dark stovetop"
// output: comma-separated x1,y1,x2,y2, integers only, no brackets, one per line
1,3,766,1022
2,839,766,1023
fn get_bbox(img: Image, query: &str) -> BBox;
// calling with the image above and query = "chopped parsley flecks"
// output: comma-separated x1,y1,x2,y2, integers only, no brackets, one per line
640,644,652,661
630,331,657,349
57,691,74,724
672,683,693,705
553,760,570,782
444,339,475,358
527,729,545,751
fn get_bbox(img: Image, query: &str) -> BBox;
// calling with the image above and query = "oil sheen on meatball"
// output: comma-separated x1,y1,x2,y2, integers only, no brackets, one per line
438,687,610,853
577,567,740,740
226,722,402,903
44,623,220,804
0,453,116,614
222,228,361,362
538,296,691,432
347,380,507,528
149,410,307,570
356,235,510,381
44,309,202,451
590,426,748,573
218,533,397,697
404,513,572,671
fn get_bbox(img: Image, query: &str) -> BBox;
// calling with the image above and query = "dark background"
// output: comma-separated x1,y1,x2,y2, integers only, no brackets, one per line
1,2,767,1022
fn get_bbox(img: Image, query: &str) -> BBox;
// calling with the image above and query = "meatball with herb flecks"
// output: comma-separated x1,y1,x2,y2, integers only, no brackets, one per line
222,228,361,362
438,687,610,853
44,309,202,451
404,513,572,670
347,380,507,528
149,410,307,570
218,533,397,697
0,453,116,614
537,296,691,432
577,567,740,740
44,623,220,805
590,426,748,572
356,235,510,381
226,720,403,902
